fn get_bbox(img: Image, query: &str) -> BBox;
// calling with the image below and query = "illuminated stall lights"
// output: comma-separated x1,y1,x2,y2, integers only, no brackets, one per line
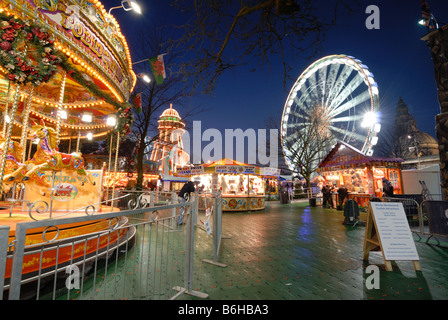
107,115,117,127
59,110,68,120
28,110,109,131
20,90,105,109
54,42,124,103
82,112,93,123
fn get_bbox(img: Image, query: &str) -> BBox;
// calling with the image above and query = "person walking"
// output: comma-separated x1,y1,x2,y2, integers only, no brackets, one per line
177,181,196,224
288,183,294,202
382,178,394,197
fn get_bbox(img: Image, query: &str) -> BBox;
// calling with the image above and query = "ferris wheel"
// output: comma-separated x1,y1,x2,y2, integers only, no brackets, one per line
281,54,381,172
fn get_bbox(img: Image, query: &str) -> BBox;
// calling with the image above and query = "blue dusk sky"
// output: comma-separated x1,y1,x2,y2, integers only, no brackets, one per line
103,0,447,162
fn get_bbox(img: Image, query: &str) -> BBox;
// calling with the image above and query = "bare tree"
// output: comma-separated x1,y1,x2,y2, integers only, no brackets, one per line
169,0,359,93
283,115,334,187
128,25,204,189
265,114,332,187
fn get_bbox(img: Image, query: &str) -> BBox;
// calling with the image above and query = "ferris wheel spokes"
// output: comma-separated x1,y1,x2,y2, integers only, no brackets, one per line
325,64,352,107
328,73,365,111
328,89,372,118
330,114,365,123
329,125,367,144
324,63,341,105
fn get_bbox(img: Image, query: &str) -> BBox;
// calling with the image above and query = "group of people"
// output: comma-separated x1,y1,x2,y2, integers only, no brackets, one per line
321,184,349,209
321,178,394,209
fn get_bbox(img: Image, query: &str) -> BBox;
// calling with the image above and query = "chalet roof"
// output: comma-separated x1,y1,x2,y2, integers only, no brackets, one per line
318,141,404,168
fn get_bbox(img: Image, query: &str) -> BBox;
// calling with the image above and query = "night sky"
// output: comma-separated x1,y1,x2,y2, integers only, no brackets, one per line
104,0,447,162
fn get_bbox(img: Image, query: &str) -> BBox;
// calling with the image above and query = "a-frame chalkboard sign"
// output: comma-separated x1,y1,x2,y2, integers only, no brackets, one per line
363,202,421,272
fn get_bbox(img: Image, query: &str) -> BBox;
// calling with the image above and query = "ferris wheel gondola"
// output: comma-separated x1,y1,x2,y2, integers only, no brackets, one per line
280,54,381,173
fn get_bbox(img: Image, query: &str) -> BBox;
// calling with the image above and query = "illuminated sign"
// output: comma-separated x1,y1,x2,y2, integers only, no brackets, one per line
61,12,123,83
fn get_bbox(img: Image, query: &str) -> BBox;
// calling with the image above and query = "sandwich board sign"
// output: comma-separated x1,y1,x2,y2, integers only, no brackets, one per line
363,202,421,272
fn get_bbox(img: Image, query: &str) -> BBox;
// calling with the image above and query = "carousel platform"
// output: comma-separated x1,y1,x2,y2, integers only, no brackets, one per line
1,203,134,295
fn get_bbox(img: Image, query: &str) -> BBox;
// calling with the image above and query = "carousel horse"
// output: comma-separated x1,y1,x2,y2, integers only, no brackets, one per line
4,123,95,186
0,135,49,194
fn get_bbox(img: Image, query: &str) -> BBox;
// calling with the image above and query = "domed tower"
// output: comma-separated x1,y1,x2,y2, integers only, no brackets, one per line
394,97,419,139
150,104,189,170
393,97,439,161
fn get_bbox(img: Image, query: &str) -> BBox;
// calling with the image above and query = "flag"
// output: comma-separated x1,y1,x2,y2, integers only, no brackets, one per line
149,54,166,85
421,0,431,26
131,92,142,113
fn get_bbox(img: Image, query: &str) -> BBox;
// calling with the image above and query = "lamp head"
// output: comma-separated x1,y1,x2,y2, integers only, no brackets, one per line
122,0,141,14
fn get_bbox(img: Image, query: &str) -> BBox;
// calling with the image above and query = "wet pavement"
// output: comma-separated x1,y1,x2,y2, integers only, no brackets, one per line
183,200,448,300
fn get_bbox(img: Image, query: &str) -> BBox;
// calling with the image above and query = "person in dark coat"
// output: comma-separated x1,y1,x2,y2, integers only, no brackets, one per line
322,185,333,208
382,178,394,197
177,181,196,224
337,184,348,210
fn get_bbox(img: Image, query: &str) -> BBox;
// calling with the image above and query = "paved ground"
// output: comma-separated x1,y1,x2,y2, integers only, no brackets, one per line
183,200,448,300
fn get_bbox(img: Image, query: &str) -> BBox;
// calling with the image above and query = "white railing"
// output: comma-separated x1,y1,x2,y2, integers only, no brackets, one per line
1,192,208,300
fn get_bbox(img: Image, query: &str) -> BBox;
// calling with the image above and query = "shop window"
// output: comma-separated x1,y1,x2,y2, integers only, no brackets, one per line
389,171,399,189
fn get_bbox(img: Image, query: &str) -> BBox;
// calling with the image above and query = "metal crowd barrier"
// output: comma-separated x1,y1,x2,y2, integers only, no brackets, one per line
417,200,448,245
348,195,422,232
320,192,448,245
109,190,177,210
199,193,227,268
1,192,208,300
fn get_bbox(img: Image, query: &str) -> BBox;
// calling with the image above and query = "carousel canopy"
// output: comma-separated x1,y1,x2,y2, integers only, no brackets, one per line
0,0,137,141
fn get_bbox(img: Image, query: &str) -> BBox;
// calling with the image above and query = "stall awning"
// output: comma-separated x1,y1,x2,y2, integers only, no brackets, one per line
317,141,403,171
202,158,260,174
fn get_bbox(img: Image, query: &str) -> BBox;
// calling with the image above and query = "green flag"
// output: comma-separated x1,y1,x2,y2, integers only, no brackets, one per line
149,54,166,85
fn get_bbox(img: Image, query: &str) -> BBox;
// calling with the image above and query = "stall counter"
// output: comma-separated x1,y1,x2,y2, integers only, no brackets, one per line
199,194,265,212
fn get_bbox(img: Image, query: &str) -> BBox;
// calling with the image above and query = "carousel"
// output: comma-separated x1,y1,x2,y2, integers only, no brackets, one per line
0,1,137,287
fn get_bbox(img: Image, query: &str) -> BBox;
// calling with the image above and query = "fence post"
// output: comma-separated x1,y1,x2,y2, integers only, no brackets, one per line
0,225,10,300
193,192,199,226
202,193,227,268
171,191,177,229
149,191,154,207
8,223,28,300
172,193,208,299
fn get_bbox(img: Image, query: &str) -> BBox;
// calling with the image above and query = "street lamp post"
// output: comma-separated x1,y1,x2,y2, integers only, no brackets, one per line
408,134,421,169
108,0,142,15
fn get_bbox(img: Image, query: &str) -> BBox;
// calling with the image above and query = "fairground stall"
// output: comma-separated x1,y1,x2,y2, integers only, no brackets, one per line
0,0,138,285
316,141,404,207
261,167,281,200
178,159,266,212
